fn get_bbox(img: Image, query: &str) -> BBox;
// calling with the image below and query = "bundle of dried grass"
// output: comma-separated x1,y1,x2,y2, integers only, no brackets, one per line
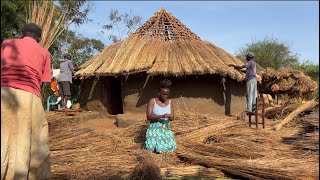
128,154,162,180
265,103,300,119
26,0,69,49
259,67,318,96
160,165,224,178
274,99,318,131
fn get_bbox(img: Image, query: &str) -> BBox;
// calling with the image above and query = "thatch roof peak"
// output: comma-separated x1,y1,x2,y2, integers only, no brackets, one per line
75,9,246,81
131,8,201,41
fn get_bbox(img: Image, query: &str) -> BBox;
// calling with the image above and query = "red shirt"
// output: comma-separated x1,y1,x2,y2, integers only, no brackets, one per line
1,37,52,97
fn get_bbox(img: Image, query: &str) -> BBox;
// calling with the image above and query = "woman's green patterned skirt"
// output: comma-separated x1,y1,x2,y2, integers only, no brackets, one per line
144,120,176,153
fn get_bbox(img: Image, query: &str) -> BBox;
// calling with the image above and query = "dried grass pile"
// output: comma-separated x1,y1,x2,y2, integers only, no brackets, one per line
48,113,143,180
259,67,318,96
265,103,301,119
281,104,319,155
127,154,162,180
47,109,319,180
175,121,318,180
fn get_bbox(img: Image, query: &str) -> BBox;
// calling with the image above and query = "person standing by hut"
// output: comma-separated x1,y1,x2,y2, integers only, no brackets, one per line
229,52,257,115
58,53,74,110
1,23,52,180
145,79,177,156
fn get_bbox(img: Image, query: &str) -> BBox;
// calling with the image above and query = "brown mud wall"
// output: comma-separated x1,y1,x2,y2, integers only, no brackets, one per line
123,74,246,116
79,73,246,116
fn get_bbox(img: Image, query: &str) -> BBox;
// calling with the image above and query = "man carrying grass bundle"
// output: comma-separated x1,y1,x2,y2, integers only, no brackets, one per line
229,52,257,115
1,23,52,180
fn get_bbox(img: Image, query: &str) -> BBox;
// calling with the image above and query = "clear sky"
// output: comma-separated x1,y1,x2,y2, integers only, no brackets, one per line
71,1,319,64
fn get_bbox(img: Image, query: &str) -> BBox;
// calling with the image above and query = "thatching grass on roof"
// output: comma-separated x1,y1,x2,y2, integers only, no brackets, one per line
75,8,246,81
76,37,246,81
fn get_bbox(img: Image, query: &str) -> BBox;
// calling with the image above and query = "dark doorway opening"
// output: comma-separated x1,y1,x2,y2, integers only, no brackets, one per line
106,77,123,115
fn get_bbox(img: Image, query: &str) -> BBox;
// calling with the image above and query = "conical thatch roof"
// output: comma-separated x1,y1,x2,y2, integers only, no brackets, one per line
75,8,245,81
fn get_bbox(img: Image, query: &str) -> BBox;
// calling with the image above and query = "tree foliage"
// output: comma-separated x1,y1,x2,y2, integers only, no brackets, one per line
58,0,93,26
102,9,142,43
1,0,30,42
51,30,104,68
237,36,299,70
1,0,104,105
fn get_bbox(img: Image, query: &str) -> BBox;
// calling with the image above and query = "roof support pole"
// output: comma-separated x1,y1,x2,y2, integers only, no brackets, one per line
88,75,100,100
138,75,151,97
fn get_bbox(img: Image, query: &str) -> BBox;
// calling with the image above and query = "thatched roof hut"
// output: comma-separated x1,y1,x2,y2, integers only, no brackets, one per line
75,8,245,80
75,8,247,115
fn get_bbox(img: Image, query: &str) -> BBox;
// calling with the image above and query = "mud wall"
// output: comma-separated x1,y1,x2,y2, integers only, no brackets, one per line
79,73,246,116
123,74,246,116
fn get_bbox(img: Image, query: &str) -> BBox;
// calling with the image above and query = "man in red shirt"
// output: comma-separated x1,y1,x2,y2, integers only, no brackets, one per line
1,23,52,180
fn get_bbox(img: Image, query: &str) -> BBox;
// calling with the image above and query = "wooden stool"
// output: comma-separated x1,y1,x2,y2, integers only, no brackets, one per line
248,94,265,129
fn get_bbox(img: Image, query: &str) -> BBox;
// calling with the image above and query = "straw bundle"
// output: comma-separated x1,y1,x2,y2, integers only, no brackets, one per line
160,165,224,178
259,67,318,96
127,154,162,180
265,103,300,119
26,0,70,49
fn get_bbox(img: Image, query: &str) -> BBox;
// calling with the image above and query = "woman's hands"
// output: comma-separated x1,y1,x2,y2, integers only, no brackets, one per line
162,113,174,121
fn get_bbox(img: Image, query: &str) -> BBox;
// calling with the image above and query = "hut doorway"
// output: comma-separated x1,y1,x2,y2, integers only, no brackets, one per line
106,77,123,115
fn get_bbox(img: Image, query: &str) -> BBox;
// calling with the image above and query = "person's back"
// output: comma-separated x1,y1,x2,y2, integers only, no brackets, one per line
245,59,257,82
58,58,74,84
1,23,52,180
1,37,51,97
57,53,74,109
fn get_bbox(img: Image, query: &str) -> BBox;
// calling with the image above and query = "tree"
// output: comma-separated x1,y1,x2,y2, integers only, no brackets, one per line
1,0,30,42
51,30,104,68
102,9,142,43
1,0,104,105
58,0,93,26
237,36,299,70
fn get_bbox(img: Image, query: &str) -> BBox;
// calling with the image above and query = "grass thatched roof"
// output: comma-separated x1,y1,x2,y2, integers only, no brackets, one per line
75,8,245,81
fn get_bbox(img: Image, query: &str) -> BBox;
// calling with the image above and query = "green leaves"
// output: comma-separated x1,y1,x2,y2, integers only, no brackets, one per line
237,36,299,70
1,0,30,42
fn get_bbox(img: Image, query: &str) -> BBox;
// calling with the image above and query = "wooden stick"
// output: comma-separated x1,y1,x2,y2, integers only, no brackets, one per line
273,99,318,131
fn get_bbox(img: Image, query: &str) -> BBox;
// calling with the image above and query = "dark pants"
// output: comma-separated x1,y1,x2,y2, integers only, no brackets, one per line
58,81,71,96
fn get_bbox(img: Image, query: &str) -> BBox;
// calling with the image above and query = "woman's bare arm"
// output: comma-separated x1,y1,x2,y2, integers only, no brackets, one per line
169,100,174,121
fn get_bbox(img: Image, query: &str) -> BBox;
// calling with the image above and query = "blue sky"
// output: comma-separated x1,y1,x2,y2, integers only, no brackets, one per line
71,1,319,64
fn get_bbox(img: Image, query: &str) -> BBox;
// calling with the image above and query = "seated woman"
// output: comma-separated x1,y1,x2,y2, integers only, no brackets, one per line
145,79,176,154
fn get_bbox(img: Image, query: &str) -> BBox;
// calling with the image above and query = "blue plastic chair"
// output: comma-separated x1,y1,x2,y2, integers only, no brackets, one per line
46,96,61,111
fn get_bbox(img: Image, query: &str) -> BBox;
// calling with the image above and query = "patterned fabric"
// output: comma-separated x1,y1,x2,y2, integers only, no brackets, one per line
145,120,176,153
145,99,176,153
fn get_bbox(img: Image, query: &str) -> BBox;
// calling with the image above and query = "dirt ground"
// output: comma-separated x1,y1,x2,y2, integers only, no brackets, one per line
79,118,118,134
